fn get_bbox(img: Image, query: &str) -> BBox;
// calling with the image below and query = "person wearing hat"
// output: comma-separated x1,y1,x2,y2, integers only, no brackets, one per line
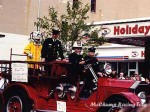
84,47,97,63
68,41,85,85
80,47,102,98
24,31,42,75
41,29,65,74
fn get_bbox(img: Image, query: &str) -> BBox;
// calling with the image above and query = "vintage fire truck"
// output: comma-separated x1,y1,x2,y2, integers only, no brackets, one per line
0,59,149,112
0,17,150,112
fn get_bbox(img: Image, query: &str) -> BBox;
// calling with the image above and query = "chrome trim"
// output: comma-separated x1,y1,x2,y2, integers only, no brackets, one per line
130,81,140,89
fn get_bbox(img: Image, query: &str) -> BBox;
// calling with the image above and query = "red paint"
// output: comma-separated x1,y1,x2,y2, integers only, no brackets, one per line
114,25,150,36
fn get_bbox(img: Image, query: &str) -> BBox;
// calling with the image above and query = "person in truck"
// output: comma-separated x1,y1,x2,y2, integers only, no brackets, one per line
24,31,42,75
80,47,102,98
41,28,65,75
68,41,85,85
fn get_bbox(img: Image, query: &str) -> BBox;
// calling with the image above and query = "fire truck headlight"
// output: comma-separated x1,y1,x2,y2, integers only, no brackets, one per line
103,63,112,75
68,86,77,99
138,91,146,104
55,84,65,98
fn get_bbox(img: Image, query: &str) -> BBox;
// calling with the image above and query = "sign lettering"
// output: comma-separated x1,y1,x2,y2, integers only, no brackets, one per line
114,25,150,36
12,63,28,82
141,51,145,57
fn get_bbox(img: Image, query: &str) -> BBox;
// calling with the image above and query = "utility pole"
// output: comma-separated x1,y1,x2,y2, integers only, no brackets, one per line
37,0,41,31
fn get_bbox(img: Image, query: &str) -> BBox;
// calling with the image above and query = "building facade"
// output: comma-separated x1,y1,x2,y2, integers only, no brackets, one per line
91,18,150,77
95,45,145,77
0,0,150,35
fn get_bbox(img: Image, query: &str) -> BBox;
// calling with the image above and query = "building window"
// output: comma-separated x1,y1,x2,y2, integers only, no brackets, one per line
129,62,136,69
91,0,96,12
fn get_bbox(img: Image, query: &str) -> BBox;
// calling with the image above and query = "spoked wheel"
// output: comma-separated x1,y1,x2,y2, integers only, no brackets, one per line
6,96,23,112
4,91,33,112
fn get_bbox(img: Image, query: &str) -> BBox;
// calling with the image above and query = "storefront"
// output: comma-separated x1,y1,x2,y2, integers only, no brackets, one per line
95,45,144,77
91,18,150,77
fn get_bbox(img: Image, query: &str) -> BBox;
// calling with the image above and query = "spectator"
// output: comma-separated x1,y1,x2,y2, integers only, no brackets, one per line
139,74,145,81
110,70,118,78
135,74,141,81
41,29,65,74
125,76,131,80
130,74,135,80
133,73,145,81
145,78,150,84
118,72,125,80
24,31,42,75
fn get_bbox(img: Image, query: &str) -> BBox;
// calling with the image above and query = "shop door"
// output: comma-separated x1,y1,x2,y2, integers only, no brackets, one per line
128,62,138,76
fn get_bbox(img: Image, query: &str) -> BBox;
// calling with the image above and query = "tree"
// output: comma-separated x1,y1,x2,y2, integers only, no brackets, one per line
34,1,105,55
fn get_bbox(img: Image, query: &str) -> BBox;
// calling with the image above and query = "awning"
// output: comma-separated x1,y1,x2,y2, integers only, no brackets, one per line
106,37,146,47
91,17,150,47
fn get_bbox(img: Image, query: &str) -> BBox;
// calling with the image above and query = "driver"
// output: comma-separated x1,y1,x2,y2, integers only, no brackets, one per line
80,47,102,98
84,47,103,77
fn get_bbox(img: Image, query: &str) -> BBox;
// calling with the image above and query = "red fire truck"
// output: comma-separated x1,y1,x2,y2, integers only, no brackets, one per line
0,18,150,112
0,60,149,112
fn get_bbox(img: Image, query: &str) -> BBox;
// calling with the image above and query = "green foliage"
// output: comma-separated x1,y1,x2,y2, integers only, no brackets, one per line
34,7,60,37
35,1,90,44
88,30,106,46
34,1,106,52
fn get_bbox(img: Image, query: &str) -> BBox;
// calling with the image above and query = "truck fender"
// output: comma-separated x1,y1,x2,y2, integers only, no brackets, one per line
119,92,141,106
104,92,141,106
3,83,47,110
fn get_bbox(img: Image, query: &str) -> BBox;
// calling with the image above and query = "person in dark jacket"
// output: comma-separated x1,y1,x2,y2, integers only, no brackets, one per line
41,29,65,74
80,47,101,98
68,41,85,85
84,47,102,77
41,29,64,62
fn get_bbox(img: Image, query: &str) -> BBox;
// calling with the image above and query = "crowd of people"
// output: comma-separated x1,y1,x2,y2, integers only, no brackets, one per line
109,70,150,84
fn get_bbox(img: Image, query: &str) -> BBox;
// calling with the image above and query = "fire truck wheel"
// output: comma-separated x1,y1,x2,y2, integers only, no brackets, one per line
97,97,131,112
4,91,32,112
